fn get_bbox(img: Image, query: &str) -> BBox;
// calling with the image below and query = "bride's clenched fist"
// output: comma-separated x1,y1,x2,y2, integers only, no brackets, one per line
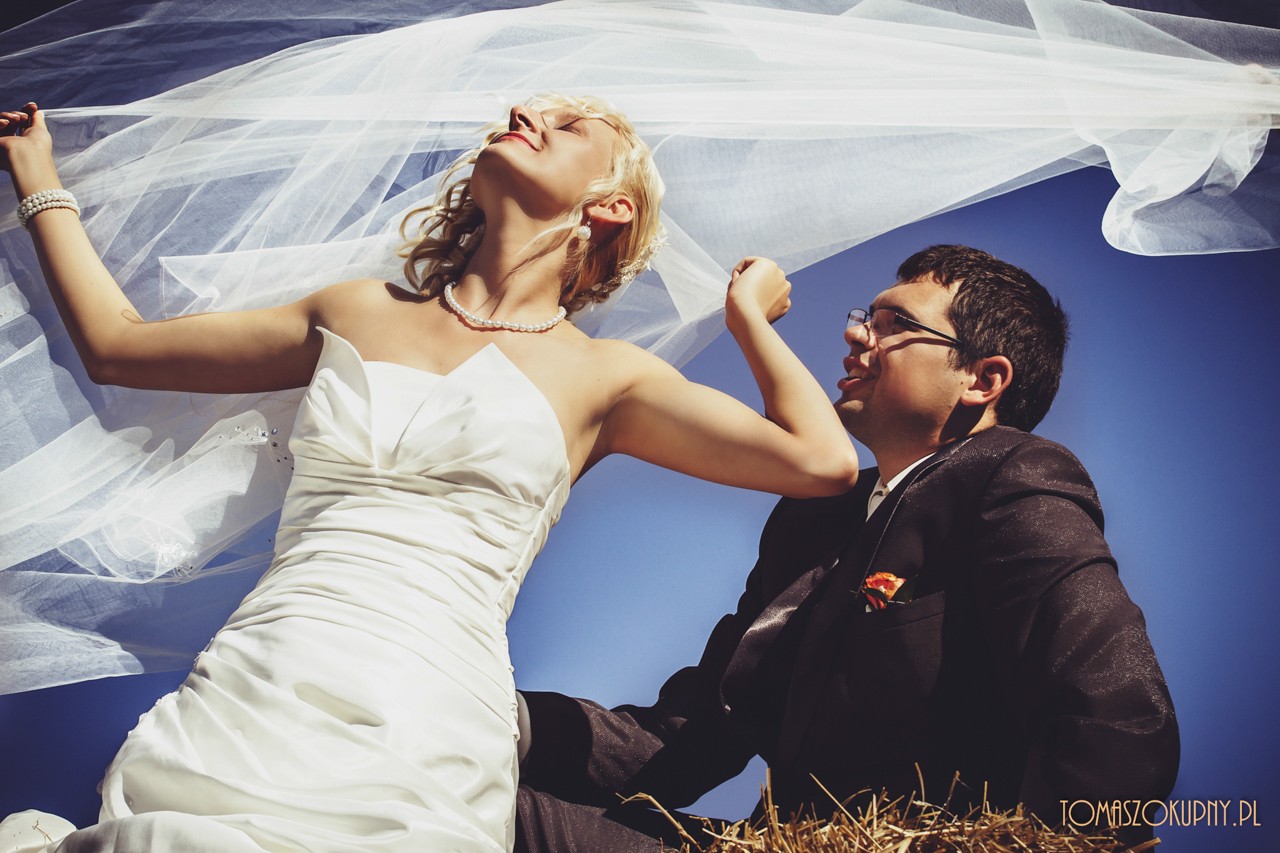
725,256,792,334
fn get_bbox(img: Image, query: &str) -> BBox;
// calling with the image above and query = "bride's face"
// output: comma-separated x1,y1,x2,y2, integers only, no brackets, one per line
472,104,622,221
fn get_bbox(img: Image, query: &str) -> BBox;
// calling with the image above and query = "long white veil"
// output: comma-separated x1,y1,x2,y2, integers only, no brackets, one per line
1,0,1276,693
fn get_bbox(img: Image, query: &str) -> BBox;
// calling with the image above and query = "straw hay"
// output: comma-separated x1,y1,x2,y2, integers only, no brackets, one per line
630,772,1159,852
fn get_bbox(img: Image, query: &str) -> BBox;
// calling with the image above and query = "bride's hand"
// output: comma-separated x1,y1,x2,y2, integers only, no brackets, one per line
725,256,791,335
0,102,54,176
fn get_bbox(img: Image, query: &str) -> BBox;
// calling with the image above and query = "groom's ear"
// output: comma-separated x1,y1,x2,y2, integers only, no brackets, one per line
958,355,1013,409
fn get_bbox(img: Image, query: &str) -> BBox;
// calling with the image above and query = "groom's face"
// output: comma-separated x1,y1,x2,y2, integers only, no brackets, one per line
835,278,972,452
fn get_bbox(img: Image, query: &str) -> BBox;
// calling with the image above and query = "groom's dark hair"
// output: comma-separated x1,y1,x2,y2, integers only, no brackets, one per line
897,244,1068,432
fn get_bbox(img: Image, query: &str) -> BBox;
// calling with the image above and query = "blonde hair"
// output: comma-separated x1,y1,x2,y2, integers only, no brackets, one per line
399,93,665,314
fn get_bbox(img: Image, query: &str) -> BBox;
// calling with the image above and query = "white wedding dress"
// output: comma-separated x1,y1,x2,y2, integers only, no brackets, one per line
0,328,570,852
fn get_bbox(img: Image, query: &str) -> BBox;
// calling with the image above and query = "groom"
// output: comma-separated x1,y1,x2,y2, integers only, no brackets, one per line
513,245,1179,850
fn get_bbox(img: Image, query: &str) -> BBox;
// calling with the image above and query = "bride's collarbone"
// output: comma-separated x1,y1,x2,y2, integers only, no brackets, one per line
339,323,615,431
354,329,593,385
333,291,612,389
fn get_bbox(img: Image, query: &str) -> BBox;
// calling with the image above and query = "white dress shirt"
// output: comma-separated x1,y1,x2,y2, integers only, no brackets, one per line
866,452,937,519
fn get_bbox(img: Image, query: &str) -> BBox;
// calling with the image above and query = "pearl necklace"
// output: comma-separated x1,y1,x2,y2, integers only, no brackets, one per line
442,284,567,333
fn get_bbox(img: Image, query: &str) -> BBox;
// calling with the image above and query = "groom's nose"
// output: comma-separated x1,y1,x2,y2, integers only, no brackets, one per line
845,320,873,351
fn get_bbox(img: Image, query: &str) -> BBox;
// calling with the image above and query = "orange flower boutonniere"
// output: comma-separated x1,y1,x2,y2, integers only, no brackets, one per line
859,571,916,612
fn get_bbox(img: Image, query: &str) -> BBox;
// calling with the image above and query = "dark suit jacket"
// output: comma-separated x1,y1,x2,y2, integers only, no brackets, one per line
520,426,1178,844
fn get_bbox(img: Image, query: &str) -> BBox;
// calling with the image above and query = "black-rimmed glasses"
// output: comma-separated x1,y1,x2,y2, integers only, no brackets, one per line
846,308,964,348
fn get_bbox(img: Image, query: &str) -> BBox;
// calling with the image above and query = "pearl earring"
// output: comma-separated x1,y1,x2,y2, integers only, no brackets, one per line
575,223,592,241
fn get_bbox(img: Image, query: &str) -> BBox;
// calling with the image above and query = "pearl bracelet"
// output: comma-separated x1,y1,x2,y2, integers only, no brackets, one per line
17,189,81,230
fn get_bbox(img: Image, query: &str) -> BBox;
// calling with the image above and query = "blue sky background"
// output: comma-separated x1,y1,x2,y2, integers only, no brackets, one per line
3,164,1277,851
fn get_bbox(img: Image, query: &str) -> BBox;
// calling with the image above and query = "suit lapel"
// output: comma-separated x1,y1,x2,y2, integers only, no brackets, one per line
720,475,878,716
773,439,969,764
815,442,964,626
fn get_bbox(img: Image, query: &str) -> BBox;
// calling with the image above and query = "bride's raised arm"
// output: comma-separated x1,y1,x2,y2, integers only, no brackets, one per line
596,255,858,499
0,102,337,394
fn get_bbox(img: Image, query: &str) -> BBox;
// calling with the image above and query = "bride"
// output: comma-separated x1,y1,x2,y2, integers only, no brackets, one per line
0,93,856,851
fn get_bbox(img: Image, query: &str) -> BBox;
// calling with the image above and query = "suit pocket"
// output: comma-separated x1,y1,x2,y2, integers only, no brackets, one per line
838,591,947,722
860,588,946,628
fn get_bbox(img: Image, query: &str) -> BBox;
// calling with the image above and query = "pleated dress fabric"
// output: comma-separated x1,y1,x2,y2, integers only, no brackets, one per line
1,328,570,852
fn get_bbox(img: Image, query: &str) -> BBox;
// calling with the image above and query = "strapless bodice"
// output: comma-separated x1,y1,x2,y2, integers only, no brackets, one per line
266,327,571,623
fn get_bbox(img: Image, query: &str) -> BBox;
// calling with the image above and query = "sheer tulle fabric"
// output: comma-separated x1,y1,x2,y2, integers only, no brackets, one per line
1,0,1276,693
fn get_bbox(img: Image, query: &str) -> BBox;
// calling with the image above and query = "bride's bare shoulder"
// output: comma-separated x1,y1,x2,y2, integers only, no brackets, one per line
576,336,679,384
309,279,425,323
